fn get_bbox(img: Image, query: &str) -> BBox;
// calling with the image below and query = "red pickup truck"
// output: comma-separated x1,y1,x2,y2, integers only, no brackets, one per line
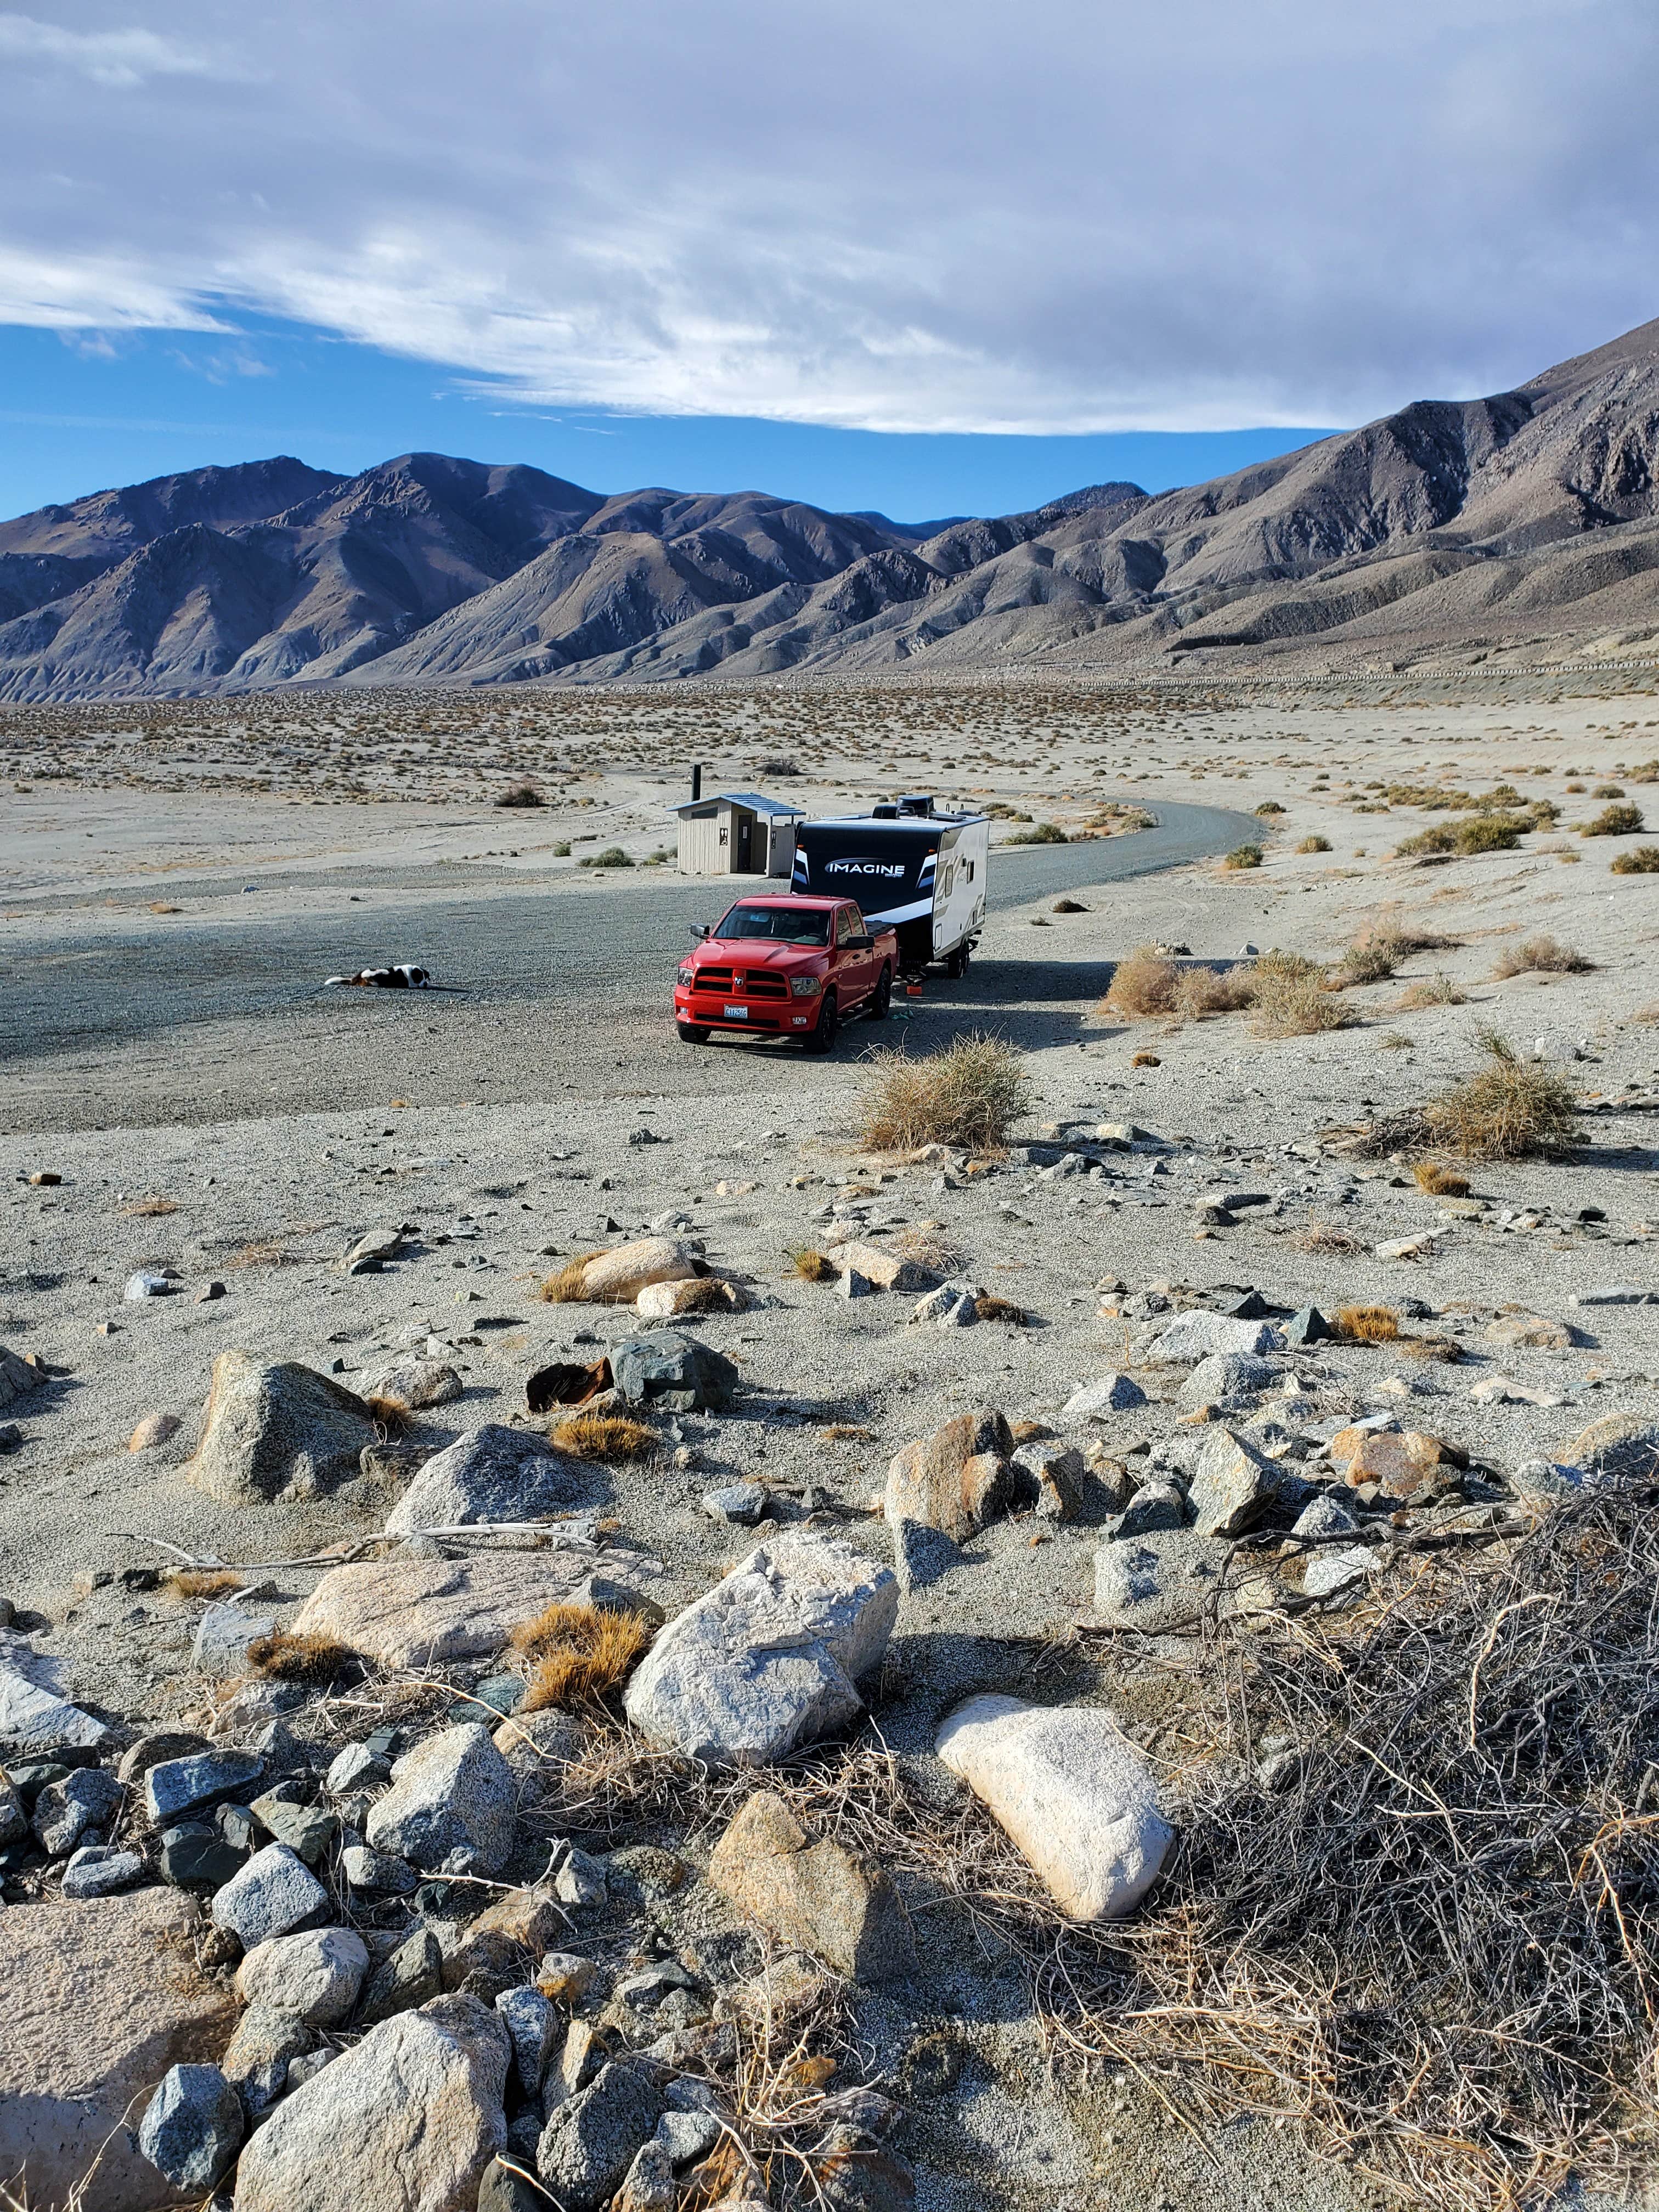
674,894,897,1052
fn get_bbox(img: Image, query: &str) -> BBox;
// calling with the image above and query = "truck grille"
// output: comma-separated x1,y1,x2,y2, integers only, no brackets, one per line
693,967,789,999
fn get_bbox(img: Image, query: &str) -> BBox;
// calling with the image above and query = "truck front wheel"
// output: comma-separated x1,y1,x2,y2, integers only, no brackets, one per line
803,990,839,1054
676,1021,710,1045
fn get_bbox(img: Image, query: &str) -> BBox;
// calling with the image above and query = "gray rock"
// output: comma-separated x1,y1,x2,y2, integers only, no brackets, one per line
125,1270,173,1300
0,1770,24,1846
364,1355,464,1408
61,1843,144,1898
235,1925,369,2025
1508,1458,1582,1505
383,1424,592,1537
839,1267,874,1300
137,2063,243,2191
1188,1427,1316,1539
1291,1490,1359,1539
1302,1545,1383,1600
1094,1529,1235,1632
325,1740,391,1795
342,1843,418,1894
223,2001,314,2119
365,1722,517,1874
187,1350,380,1505
537,2061,666,2210
656,2108,721,2165
357,1927,444,2025
32,1765,122,1856
1282,1306,1334,1347
192,1603,275,1677
159,1824,246,1892
0,1663,111,1755
1151,1312,1285,1363
250,1792,338,1865
232,1995,510,2212
496,1984,560,2098
1569,1285,1656,1306
1061,1372,1147,1420
0,1343,42,1407
1177,1354,1279,1412
1115,1480,1187,1537
145,1746,264,1824
624,1536,898,1767
702,1481,768,1525
611,1330,740,1413
210,1842,330,1949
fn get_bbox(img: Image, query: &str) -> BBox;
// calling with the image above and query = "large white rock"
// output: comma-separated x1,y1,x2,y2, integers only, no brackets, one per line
382,1424,591,1537
187,1351,379,1505
624,1536,898,1767
289,1550,613,1669
936,1694,1172,1920
231,1994,509,2212
572,1238,701,1304
0,1888,235,2212
1061,1372,1148,1420
1149,1312,1285,1364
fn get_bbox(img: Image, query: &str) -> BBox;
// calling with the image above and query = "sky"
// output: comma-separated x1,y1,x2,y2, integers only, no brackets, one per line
2,0,1655,523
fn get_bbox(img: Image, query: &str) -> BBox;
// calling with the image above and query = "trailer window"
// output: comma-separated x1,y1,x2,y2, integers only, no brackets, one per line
716,905,832,945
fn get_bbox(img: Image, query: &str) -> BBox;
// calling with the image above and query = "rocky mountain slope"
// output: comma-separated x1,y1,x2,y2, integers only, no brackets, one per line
1,319,1655,699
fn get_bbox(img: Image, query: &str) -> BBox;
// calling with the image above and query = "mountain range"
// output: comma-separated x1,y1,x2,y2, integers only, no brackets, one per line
1,318,1655,701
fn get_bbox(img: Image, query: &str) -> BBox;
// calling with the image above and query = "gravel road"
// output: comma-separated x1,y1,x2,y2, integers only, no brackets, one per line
4,800,1254,1067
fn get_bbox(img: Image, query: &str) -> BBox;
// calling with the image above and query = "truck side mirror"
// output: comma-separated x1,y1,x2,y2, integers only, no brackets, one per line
845,932,874,951
687,923,710,941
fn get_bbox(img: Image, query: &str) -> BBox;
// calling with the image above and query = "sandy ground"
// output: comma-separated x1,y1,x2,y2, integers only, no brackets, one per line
3,672,1659,2211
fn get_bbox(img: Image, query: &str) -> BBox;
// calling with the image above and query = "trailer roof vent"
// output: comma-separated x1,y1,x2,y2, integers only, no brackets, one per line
898,793,936,816
871,801,899,819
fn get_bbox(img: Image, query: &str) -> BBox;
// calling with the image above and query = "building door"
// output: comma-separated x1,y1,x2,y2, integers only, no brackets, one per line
734,811,753,872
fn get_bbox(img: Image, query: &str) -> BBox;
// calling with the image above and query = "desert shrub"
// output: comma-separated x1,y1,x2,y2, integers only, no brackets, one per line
1581,803,1644,837
1339,932,1404,985
1296,835,1332,854
1335,1304,1400,1342
551,1412,657,1460
537,1250,606,1302
1413,1160,1470,1196
365,1393,414,1433
554,840,572,856
1610,845,1659,874
1254,800,1286,816
1424,1030,1579,1159
857,1035,1030,1153
1627,760,1659,784
1004,822,1067,844
1248,951,1350,1038
1397,814,1528,859
1103,945,1178,1017
1223,843,1263,870
758,753,801,776
786,1247,837,1282
510,1602,651,1713
1052,896,1088,914
579,845,633,867
245,1632,356,1685
641,847,673,866
1131,1049,1161,1067
1492,934,1594,978
1398,973,1467,1010
494,781,545,808
1174,966,1255,1018
1593,783,1626,798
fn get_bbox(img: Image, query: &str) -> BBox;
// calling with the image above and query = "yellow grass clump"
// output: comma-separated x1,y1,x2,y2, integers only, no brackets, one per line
1413,1160,1471,1196
162,1567,245,1601
245,1632,356,1685
1103,945,1178,1017
510,1602,651,1713
1425,1030,1579,1160
1335,1305,1401,1343
538,1250,605,1302
551,1412,657,1460
786,1247,838,1283
1130,1050,1161,1068
1248,951,1350,1039
1395,974,1466,1008
1492,934,1594,978
856,1036,1030,1153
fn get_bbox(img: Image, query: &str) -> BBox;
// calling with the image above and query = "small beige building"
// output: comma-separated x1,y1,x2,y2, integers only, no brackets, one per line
672,790,804,877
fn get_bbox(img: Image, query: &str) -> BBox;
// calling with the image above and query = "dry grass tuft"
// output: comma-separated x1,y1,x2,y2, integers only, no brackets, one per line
856,1035,1030,1154
1413,1160,1470,1196
245,1631,356,1684
1248,950,1350,1039
786,1247,838,1283
973,1293,1030,1326
1130,1049,1161,1068
1425,1030,1579,1160
551,1412,657,1460
1610,844,1659,874
225,1237,292,1269
1102,944,1177,1016
162,1567,244,1601
510,1602,651,1713
1175,966,1255,1018
537,1250,605,1302
1395,974,1466,1008
121,1195,178,1217
1492,933,1594,978
1335,1304,1401,1342
894,1223,966,1275
364,1392,413,1432
1051,896,1088,913
1296,834,1333,854
1293,1221,1367,1256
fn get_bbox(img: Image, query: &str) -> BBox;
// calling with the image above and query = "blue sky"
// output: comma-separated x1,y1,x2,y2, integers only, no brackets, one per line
0,317,1332,523
1,1,1653,528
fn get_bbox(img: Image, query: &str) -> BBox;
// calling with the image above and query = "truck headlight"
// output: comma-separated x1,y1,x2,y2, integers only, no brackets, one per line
677,964,695,988
790,974,823,997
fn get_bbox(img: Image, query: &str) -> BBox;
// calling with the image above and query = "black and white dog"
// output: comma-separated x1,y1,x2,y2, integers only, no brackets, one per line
323,964,431,989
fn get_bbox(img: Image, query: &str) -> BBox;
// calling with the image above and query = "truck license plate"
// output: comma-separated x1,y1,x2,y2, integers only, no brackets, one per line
723,1004,747,1019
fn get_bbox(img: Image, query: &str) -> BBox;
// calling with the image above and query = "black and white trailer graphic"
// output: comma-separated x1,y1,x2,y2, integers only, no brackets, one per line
791,796,989,976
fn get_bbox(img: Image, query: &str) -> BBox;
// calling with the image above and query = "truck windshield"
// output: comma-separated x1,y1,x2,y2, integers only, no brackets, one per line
715,905,831,945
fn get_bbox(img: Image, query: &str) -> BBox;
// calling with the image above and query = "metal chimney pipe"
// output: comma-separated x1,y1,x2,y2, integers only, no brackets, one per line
690,763,702,803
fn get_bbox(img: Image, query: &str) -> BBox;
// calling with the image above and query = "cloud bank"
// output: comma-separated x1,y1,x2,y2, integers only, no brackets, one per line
1,0,1655,432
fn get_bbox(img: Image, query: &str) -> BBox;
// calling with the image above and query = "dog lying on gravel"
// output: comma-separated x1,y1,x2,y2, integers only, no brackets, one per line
323,965,430,989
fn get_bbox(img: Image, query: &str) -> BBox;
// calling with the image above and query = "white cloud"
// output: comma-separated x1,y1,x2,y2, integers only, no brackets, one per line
0,0,1654,431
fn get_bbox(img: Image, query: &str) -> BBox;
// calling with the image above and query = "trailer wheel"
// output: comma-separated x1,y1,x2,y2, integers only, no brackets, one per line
866,964,892,1020
803,990,839,1054
945,943,970,979
676,1022,711,1046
